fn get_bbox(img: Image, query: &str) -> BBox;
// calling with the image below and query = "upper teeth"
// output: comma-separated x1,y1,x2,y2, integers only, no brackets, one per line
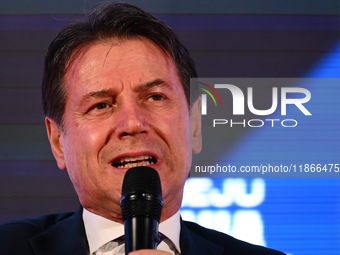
119,155,152,163
115,155,156,169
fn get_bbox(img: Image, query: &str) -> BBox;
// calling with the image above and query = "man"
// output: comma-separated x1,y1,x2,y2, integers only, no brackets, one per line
0,2,285,255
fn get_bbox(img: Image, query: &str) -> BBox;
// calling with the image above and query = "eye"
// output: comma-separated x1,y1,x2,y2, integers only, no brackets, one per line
148,94,166,101
86,101,112,114
94,102,110,109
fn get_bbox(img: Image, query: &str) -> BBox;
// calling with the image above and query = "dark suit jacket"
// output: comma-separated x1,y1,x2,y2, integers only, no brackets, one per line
0,207,285,255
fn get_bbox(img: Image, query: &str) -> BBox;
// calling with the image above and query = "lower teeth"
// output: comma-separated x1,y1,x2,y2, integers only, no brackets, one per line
117,161,155,169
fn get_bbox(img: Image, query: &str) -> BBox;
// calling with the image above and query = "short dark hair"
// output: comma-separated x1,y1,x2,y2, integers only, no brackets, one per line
41,2,197,127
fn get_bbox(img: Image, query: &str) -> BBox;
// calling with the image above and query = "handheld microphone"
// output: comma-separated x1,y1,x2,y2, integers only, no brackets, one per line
120,166,163,254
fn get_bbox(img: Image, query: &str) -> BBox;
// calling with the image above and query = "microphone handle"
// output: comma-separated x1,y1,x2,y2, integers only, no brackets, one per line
124,216,159,254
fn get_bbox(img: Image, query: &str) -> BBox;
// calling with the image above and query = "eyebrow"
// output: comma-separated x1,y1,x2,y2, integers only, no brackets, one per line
78,79,172,107
137,79,172,91
79,89,115,108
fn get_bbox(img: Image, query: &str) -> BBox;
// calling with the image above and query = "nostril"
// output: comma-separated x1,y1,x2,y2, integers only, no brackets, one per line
121,132,129,137
120,130,146,137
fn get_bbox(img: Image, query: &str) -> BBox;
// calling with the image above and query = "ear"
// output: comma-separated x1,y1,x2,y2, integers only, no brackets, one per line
45,117,67,170
190,98,202,154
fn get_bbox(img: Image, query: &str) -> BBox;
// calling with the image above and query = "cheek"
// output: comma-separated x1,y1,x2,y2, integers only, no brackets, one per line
175,112,191,148
63,122,108,174
73,120,107,147
63,124,112,198
166,111,192,167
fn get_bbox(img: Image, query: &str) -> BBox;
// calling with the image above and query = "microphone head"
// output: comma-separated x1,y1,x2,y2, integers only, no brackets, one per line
120,166,163,222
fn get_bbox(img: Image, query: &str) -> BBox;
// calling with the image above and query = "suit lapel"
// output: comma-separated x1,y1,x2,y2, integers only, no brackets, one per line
29,207,89,255
180,219,225,255
27,210,225,255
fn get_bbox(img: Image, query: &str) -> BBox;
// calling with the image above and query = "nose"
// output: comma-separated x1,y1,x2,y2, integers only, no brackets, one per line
115,99,147,138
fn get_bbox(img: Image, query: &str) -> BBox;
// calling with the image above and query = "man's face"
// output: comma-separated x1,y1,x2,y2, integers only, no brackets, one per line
46,38,201,222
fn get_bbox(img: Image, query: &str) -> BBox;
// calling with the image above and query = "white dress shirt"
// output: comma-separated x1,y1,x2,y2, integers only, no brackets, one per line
83,208,181,254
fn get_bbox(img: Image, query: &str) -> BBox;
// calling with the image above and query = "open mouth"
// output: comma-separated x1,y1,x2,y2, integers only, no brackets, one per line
112,155,157,169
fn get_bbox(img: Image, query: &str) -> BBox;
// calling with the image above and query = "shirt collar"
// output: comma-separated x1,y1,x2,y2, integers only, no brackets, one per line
83,208,181,254
159,210,181,253
83,209,124,253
